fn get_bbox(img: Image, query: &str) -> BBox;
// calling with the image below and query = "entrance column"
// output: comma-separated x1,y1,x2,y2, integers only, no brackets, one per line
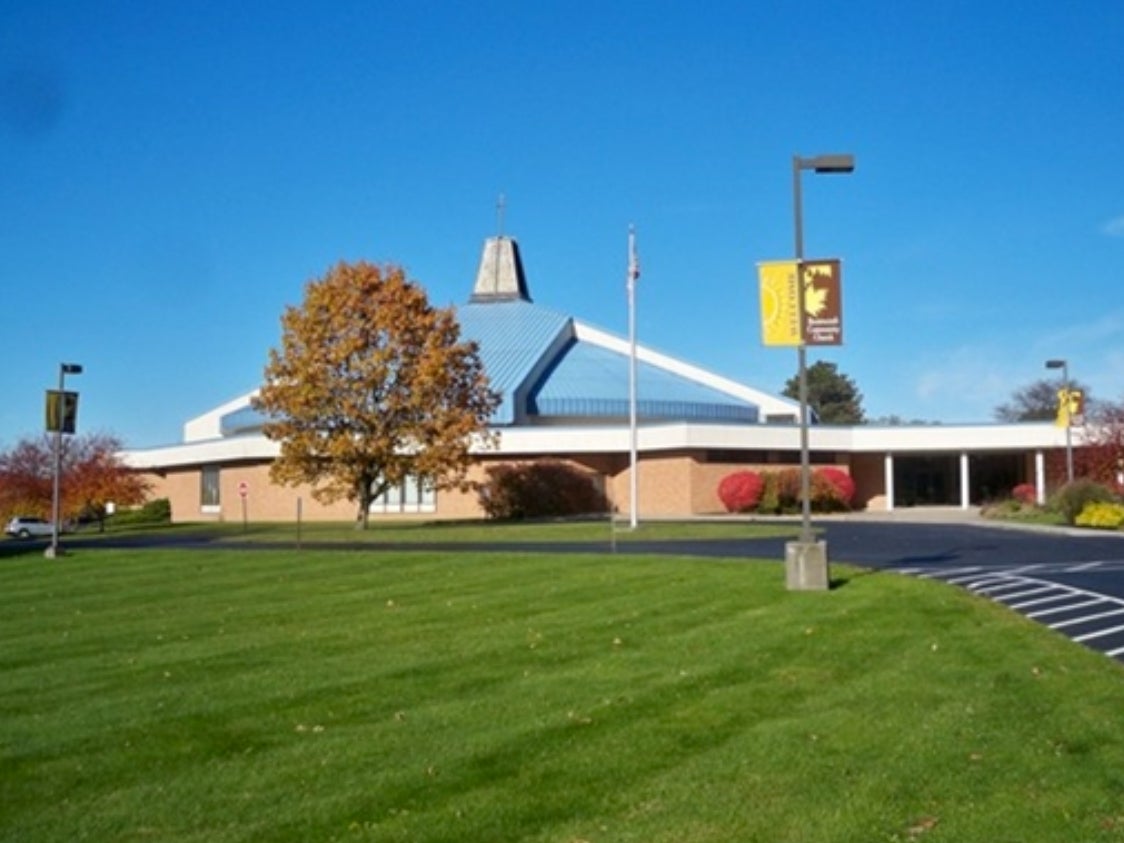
884,453,895,512
1035,450,1046,504
959,452,971,509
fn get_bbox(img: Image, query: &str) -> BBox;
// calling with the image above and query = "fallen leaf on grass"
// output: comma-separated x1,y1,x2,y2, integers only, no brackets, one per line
907,816,939,839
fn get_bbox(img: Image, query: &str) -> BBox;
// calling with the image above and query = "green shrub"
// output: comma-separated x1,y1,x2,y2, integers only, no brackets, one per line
478,462,608,520
1050,480,1116,525
758,472,780,514
1075,501,1124,530
774,468,802,513
109,498,172,528
981,498,1024,519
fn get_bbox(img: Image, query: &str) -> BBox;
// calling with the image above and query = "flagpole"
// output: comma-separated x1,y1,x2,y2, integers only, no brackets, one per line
627,224,639,530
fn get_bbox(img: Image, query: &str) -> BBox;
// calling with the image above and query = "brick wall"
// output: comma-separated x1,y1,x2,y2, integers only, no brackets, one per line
142,451,861,524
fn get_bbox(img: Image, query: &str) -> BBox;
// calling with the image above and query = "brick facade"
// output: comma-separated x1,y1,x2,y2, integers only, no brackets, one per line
143,451,863,524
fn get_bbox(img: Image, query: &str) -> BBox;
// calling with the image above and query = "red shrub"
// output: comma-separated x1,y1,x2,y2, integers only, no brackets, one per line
1012,483,1037,505
814,467,856,511
478,461,607,520
717,471,764,513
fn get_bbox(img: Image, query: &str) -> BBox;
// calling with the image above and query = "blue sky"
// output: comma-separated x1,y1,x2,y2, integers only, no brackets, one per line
3,1,1123,449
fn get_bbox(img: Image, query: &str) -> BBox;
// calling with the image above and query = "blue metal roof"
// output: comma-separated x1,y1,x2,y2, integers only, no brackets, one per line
208,237,766,437
527,339,758,423
216,298,760,435
455,299,572,424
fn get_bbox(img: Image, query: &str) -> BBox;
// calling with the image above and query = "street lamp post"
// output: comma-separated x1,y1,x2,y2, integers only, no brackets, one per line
786,153,854,591
1045,358,1074,484
45,362,82,559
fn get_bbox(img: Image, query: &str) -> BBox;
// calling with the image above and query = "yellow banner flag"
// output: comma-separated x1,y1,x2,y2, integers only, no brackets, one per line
758,260,801,346
1056,388,1084,427
45,390,79,434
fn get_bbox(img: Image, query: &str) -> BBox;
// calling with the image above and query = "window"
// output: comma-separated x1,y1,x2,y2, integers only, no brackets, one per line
201,466,221,512
370,474,436,514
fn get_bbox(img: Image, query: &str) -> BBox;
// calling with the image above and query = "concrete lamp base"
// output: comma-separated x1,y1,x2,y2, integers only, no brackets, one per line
43,545,64,560
785,540,830,591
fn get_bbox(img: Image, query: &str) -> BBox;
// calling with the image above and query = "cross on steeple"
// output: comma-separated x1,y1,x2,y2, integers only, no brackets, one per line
496,193,506,238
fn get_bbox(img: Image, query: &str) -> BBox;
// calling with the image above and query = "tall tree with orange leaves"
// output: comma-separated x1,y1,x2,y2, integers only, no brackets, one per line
0,433,149,529
252,261,499,528
66,434,151,530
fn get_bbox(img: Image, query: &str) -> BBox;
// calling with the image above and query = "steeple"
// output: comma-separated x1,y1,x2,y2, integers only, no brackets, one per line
470,235,531,303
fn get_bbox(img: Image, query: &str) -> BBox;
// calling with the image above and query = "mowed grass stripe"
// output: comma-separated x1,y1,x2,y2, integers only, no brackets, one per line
3,548,1124,842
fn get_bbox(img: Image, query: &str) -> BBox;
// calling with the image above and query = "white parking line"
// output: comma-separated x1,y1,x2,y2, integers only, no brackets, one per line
1003,564,1045,574
946,572,1003,585
951,578,1016,593
1074,624,1124,643
993,585,1057,601
915,567,981,580
1050,607,1124,629
1009,592,1078,610
974,580,1034,595
1027,597,1107,618
1064,561,1106,572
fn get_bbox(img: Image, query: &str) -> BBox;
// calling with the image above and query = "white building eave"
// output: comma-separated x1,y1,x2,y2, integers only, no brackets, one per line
124,421,1075,471
124,435,280,470
183,390,259,442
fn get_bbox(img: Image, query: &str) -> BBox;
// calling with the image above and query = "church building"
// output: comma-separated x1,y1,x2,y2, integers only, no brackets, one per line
125,236,1072,523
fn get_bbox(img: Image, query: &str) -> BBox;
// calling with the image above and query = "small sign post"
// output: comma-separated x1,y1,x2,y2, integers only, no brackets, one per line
238,481,249,532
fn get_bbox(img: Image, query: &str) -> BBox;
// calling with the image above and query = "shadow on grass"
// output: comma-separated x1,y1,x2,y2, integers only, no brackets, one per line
829,565,887,591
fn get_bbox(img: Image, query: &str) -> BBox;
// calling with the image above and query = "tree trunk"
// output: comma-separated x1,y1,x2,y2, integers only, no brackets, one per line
355,480,373,530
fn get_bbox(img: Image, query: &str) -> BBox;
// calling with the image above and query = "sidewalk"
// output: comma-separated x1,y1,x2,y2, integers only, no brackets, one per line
815,505,1124,538
821,506,985,524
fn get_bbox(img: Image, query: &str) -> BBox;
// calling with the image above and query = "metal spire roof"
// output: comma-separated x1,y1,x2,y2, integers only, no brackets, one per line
457,235,766,427
208,234,790,439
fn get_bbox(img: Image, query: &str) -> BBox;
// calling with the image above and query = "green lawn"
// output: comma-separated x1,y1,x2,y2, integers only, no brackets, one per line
4,546,1124,841
100,517,799,544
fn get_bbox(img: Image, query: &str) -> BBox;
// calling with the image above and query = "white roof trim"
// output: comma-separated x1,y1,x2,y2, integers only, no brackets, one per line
125,420,1075,470
184,389,259,442
125,434,280,469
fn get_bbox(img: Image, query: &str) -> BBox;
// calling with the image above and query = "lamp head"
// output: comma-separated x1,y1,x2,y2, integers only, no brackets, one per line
798,153,856,174
1045,359,1066,370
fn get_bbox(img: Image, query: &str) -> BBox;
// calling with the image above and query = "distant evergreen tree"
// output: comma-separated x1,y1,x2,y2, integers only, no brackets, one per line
782,361,865,424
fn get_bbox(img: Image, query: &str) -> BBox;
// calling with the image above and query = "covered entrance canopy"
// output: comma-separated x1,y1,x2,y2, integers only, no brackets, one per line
891,453,1026,507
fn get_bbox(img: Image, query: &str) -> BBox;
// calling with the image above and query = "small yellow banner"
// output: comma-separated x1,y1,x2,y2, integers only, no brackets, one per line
1056,388,1084,427
758,260,801,346
45,390,79,434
